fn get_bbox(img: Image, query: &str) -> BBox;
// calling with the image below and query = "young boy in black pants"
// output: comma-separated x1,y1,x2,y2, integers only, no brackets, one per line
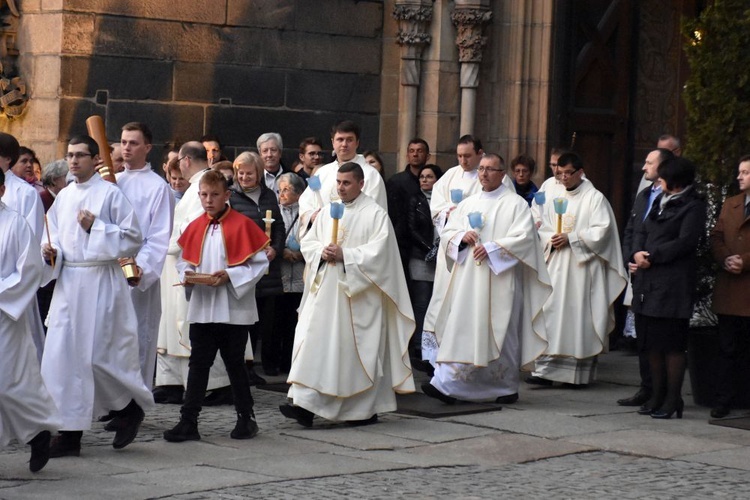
164,171,269,441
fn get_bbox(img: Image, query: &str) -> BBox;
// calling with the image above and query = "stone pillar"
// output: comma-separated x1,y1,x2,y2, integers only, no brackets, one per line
451,1,492,136
393,0,433,169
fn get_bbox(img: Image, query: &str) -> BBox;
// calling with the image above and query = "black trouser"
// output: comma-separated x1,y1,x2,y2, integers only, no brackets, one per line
715,314,750,407
248,296,278,372
275,292,302,373
182,323,254,421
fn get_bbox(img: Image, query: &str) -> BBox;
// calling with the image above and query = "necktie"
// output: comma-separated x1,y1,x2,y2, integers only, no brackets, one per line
745,202,750,218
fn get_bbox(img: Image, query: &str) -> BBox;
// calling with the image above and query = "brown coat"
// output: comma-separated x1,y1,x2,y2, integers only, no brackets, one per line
711,193,750,316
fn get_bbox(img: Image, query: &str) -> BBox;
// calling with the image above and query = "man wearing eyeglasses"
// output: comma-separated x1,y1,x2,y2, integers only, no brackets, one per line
296,137,325,179
527,152,627,388
40,135,153,457
421,154,552,405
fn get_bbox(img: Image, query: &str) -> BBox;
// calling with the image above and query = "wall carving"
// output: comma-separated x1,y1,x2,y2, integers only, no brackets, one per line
451,8,492,63
0,0,27,118
393,2,433,86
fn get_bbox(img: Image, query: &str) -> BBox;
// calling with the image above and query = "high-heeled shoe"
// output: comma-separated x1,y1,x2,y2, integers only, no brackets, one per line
651,398,684,419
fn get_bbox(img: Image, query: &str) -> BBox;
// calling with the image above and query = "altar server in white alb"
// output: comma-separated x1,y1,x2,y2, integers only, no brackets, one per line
421,154,552,405
281,162,415,427
116,122,175,389
297,120,386,234
528,152,627,387
0,169,61,473
0,132,46,360
41,135,154,458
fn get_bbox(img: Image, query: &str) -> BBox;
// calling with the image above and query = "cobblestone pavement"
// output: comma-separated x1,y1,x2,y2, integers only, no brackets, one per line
3,353,750,499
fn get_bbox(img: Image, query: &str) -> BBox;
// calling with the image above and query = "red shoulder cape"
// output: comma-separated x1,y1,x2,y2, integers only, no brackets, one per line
178,207,270,267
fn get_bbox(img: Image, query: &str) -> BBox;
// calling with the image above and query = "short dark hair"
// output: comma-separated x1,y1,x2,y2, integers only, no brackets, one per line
658,156,696,191
163,141,182,165
550,147,568,158
738,154,750,164
212,160,234,173
18,146,36,161
122,122,153,144
457,135,483,154
408,138,430,154
200,134,223,149
557,152,584,171
338,161,364,181
299,137,323,154
69,135,100,157
510,154,536,175
421,164,443,180
483,153,506,169
199,169,228,192
653,148,675,167
331,120,360,140
0,132,20,166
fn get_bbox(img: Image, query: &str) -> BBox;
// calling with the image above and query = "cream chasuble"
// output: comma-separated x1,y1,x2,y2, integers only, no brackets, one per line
423,186,551,401
532,179,627,384
287,193,415,421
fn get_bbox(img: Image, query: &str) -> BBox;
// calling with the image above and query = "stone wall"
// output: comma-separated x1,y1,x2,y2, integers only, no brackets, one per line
14,0,384,167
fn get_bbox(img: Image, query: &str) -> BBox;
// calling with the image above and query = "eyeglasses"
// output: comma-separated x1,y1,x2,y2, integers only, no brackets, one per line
65,152,92,160
477,167,504,173
178,155,191,162
558,169,581,179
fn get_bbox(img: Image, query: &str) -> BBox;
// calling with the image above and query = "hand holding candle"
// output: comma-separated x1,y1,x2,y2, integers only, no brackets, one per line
467,211,485,265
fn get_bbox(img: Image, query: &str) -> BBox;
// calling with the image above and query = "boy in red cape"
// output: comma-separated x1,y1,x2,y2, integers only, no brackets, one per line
164,170,269,442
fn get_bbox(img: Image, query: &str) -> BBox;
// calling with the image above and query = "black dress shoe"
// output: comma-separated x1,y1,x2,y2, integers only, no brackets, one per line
562,383,588,389
279,404,314,428
525,376,553,386
231,412,259,439
104,416,121,432
28,430,51,472
204,386,233,406
49,431,82,458
710,406,730,419
112,400,144,449
163,418,201,442
495,393,519,404
421,383,457,405
617,389,651,407
97,410,117,422
347,414,378,427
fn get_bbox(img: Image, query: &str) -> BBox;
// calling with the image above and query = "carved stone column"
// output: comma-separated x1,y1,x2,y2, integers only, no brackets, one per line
451,1,492,136
393,0,433,167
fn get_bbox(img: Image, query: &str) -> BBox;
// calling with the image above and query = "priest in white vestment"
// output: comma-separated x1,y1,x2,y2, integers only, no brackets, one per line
281,162,415,426
117,123,175,389
41,136,154,457
0,132,46,360
421,136,514,353
155,142,237,403
421,154,552,404
529,152,627,386
297,120,386,236
0,175,61,472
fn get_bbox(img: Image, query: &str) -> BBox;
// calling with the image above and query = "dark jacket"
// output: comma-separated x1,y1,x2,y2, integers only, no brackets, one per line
621,184,653,266
407,191,435,260
229,183,285,297
631,186,706,319
710,192,750,316
387,167,422,261
513,180,538,206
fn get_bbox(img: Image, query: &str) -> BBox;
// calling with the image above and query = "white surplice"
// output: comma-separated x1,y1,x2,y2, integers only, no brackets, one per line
155,169,238,389
176,221,268,325
422,185,552,401
0,202,61,447
287,193,415,421
297,154,387,236
117,164,175,389
532,179,627,384
1,170,46,360
40,174,154,430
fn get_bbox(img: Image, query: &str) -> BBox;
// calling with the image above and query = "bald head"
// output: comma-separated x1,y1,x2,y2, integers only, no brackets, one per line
178,141,208,178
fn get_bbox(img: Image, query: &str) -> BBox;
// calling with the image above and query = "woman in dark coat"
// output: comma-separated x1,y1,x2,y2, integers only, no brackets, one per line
630,157,706,419
230,152,285,382
406,164,442,365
